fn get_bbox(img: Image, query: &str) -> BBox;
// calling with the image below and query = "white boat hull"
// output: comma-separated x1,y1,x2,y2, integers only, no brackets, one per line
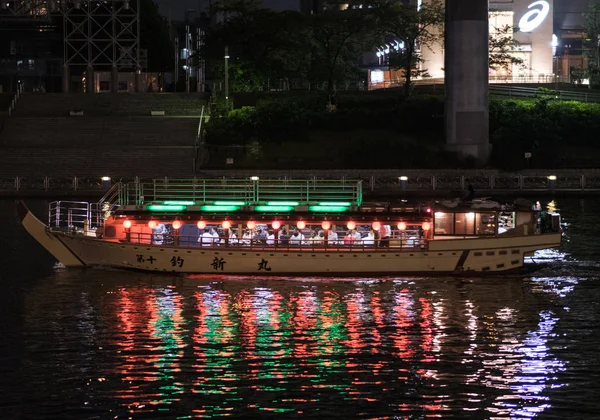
21,205,561,275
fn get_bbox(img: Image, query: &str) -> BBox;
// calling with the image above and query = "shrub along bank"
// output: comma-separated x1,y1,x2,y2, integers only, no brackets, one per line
203,92,600,169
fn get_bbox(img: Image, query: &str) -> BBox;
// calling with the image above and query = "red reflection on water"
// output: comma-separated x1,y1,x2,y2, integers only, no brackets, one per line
343,291,367,354
319,291,343,357
370,291,385,353
235,290,257,360
268,290,284,329
392,289,416,361
419,297,435,363
113,287,187,410
291,290,317,360
193,291,209,346
116,289,161,382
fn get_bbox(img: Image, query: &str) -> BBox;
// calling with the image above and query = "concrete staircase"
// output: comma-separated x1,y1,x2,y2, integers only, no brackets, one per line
13,93,207,117
0,117,198,148
0,93,206,177
0,147,195,178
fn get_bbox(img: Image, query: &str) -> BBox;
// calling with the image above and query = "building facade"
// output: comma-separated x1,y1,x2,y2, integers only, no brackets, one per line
420,0,556,82
369,0,591,88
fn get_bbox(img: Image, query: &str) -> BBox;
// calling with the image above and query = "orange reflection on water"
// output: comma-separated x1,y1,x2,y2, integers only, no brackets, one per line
318,290,344,356
419,297,435,363
343,290,367,354
392,289,416,361
291,290,317,360
370,291,385,353
235,289,257,360
115,288,162,382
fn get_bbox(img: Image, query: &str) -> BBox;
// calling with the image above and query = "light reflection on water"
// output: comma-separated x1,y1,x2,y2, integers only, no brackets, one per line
1,198,599,419
1,274,584,419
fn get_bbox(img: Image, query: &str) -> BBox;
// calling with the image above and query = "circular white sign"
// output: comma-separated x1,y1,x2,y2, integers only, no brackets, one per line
518,1,550,33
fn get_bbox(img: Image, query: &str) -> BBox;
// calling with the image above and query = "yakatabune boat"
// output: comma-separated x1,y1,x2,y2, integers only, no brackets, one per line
20,178,562,275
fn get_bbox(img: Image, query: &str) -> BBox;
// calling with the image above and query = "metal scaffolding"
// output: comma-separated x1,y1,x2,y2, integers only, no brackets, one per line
1,0,141,92
60,0,140,69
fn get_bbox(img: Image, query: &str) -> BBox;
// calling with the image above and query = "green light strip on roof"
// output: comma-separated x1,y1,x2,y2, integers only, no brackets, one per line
148,205,187,212
200,205,240,212
214,201,246,206
255,205,294,212
309,205,349,213
163,200,195,205
318,202,352,207
266,201,300,206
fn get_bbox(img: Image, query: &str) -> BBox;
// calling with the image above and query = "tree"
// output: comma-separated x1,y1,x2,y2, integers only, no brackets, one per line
489,24,524,73
140,0,174,71
377,0,444,97
308,8,378,108
584,1,600,86
201,1,311,92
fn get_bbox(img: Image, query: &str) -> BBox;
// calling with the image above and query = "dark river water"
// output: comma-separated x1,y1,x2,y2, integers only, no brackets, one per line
1,199,600,419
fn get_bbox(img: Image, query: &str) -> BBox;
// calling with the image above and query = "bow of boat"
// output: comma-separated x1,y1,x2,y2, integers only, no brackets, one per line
18,201,86,268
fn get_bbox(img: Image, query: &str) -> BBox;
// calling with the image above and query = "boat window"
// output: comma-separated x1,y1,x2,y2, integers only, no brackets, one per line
455,213,475,235
434,212,454,235
498,212,516,235
476,213,496,235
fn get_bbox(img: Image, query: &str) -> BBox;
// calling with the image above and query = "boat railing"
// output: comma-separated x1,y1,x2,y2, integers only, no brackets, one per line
49,201,93,230
116,232,426,251
94,182,123,226
118,178,363,206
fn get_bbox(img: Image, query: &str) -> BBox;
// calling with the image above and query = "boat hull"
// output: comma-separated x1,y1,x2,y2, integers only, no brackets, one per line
20,203,561,275
55,231,560,275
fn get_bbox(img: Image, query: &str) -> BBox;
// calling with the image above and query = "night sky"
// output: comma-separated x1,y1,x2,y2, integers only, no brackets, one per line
155,0,301,20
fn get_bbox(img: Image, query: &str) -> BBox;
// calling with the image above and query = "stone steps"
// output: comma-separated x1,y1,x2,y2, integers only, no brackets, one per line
0,147,195,178
0,117,199,148
13,93,208,117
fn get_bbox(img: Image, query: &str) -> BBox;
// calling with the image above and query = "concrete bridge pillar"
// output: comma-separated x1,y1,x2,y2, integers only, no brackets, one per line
135,67,143,93
445,0,490,163
62,64,70,94
86,64,94,94
111,65,119,93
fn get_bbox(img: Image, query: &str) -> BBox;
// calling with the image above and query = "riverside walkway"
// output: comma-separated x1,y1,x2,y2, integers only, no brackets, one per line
2,169,600,198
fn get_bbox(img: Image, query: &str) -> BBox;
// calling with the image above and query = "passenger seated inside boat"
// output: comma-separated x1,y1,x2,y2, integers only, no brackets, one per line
343,230,355,245
266,230,275,245
363,230,375,246
289,229,304,245
199,228,216,246
329,228,339,244
229,228,239,244
279,229,289,245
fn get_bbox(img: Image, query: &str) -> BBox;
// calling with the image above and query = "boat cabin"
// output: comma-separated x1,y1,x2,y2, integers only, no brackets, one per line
47,178,561,251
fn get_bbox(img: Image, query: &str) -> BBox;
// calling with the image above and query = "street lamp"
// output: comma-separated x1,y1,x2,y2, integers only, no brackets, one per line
224,46,230,110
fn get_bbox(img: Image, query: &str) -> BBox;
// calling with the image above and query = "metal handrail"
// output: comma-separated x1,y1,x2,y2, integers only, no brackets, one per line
7,173,600,195
123,178,363,206
112,232,426,251
193,106,206,172
48,201,91,229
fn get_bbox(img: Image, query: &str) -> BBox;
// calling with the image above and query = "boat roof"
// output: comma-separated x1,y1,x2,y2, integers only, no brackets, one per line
103,178,538,219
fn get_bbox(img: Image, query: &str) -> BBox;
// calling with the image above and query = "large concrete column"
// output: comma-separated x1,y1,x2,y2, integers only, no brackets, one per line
62,64,70,93
111,65,119,93
445,0,490,163
135,67,143,92
86,64,94,94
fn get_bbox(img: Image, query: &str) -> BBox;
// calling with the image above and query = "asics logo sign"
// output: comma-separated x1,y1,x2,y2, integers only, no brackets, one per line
518,1,550,33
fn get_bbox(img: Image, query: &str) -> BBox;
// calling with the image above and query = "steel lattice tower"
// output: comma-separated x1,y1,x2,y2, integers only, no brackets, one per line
0,0,141,93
